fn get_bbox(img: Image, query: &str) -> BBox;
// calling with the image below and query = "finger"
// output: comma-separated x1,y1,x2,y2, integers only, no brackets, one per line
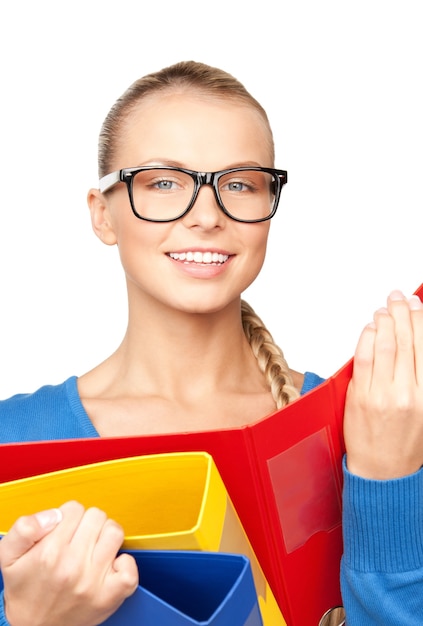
112,552,139,597
91,518,125,568
351,322,377,391
46,501,86,546
68,507,109,563
0,508,63,567
409,295,423,386
387,291,416,385
371,307,396,384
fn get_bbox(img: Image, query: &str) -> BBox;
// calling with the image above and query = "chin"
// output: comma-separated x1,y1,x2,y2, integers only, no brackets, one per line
173,296,238,316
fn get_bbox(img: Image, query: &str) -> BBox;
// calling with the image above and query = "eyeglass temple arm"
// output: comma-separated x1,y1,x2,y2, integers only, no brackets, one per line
99,170,122,193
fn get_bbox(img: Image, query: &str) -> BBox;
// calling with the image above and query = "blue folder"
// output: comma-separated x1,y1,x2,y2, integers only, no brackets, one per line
102,550,263,625
0,551,262,626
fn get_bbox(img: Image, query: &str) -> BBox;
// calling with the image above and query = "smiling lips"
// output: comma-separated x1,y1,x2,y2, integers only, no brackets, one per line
168,251,230,265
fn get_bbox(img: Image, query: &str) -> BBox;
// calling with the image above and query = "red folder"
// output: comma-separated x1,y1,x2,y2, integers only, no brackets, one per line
1,283,422,625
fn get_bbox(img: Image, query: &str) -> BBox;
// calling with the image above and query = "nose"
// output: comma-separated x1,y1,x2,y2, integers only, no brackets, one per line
182,183,226,230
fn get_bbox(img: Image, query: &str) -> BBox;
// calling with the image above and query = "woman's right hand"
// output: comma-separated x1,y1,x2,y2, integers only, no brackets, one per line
0,501,139,626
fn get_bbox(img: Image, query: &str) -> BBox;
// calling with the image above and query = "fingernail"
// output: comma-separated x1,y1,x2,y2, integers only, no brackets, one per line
35,508,63,529
389,290,405,301
409,295,423,310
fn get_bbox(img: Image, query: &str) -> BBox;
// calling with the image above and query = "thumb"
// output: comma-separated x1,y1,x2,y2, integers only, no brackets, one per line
0,508,63,567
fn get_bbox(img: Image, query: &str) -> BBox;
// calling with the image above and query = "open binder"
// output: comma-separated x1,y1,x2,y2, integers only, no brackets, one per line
1,282,421,625
0,361,351,624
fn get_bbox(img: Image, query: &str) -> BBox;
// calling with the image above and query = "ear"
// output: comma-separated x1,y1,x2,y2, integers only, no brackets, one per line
87,188,118,246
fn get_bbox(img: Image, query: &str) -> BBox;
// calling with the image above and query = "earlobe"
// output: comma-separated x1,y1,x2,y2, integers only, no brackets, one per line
87,189,118,246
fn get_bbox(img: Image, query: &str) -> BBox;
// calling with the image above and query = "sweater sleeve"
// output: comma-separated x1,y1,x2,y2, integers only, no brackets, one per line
0,592,9,626
341,458,423,625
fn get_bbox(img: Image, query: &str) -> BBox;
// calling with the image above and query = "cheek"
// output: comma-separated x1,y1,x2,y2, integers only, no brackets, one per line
246,223,270,262
112,218,155,272
239,224,270,287
110,197,158,249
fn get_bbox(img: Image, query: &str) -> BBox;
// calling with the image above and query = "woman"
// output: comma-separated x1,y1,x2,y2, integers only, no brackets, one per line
0,61,422,625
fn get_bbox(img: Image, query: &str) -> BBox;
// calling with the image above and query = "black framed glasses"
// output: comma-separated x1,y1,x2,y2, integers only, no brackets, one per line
99,166,288,223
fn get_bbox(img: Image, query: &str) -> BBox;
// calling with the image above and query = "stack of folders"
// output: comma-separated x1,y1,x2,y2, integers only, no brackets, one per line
0,452,284,625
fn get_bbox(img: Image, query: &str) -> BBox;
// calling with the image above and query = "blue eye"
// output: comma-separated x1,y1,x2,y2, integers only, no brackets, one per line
227,181,246,192
155,179,176,190
222,179,256,194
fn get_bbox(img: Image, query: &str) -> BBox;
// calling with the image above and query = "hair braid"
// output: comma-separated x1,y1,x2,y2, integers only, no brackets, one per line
241,299,300,408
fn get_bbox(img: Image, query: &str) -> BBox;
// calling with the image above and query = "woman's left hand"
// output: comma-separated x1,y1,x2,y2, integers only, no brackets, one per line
344,290,423,480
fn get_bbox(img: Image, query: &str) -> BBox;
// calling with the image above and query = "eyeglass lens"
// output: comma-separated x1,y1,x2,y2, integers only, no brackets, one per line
130,169,277,221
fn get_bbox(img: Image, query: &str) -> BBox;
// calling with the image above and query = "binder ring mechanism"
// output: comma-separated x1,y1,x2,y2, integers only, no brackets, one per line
318,606,346,626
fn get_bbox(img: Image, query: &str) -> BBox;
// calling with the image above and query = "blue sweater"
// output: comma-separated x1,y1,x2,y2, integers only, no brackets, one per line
1,373,422,625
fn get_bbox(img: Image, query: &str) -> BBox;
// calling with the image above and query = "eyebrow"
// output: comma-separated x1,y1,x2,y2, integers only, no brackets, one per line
135,158,268,170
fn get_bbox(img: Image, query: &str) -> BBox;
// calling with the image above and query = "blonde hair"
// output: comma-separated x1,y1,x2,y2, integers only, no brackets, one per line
241,300,299,407
98,60,274,177
98,60,298,407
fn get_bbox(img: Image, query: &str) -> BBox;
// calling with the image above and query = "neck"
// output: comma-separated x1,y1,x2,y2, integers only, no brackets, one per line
88,295,265,402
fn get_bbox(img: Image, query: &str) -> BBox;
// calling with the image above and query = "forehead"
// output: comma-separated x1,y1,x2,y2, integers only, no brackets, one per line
114,93,274,170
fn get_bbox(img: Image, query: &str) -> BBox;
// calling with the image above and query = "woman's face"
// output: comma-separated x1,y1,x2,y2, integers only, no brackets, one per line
97,93,274,315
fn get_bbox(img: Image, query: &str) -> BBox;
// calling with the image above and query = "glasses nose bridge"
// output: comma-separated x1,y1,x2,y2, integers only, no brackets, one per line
194,171,222,207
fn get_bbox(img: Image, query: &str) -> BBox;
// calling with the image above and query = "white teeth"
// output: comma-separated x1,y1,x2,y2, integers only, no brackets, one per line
169,251,229,265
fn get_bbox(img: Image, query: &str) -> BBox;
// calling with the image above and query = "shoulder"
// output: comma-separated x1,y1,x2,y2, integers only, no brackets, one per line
0,377,75,412
300,371,326,395
290,369,326,396
0,377,98,442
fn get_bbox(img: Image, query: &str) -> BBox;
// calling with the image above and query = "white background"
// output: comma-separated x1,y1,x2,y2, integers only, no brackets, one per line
0,1,422,398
